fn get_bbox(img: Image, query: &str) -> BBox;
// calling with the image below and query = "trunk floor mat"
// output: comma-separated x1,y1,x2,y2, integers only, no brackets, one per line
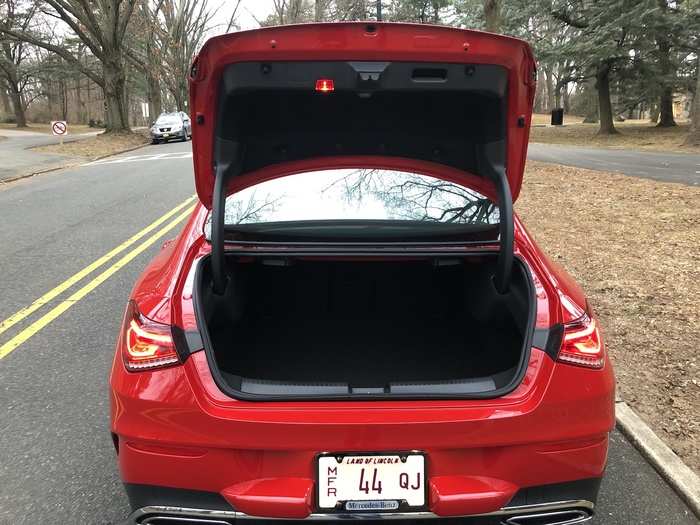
213,316,520,387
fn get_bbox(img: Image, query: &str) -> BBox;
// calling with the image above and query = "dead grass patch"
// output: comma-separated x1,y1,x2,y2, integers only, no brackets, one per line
33,131,149,160
530,118,699,153
531,113,585,126
517,161,700,473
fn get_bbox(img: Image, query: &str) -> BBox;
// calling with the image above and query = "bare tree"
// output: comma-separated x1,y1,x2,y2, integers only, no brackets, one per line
159,0,215,111
0,0,139,132
0,0,37,127
261,0,313,25
225,0,243,32
134,0,166,120
128,0,215,114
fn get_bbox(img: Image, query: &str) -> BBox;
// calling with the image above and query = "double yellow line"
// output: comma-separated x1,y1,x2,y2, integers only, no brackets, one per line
0,195,198,360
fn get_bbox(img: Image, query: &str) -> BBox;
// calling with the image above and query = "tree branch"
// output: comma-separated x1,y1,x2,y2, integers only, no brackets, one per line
0,28,104,86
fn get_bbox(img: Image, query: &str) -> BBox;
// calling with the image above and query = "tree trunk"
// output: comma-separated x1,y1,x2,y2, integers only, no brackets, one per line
562,84,571,113
483,0,500,32
595,62,617,135
683,55,700,146
7,83,27,127
534,69,546,113
60,79,68,120
75,75,86,123
102,56,130,132
147,72,162,122
649,102,659,123
0,80,11,116
658,88,676,127
315,0,323,21
545,68,555,111
655,1,676,128
171,83,186,113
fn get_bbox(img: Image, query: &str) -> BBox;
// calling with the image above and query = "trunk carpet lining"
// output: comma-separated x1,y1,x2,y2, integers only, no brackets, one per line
213,315,520,387
208,259,527,389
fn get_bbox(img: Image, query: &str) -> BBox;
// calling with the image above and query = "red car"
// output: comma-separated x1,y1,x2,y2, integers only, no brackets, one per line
112,23,615,525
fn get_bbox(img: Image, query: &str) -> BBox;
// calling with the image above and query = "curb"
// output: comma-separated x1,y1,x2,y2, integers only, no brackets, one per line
0,162,82,185
616,401,700,518
0,140,150,186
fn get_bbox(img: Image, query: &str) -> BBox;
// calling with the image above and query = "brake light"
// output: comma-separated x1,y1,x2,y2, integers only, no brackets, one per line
122,301,179,371
558,315,605,369
315,78,334,93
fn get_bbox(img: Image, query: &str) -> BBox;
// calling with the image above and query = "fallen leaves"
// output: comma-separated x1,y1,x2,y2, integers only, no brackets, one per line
518,161,700,473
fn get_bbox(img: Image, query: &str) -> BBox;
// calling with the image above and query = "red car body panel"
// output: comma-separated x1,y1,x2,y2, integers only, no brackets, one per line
111,203,615,518
111,22,615,523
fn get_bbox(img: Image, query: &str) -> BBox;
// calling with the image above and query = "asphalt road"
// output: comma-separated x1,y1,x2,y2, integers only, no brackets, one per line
0,128,100,183
0,141,697,524
528,143,700,186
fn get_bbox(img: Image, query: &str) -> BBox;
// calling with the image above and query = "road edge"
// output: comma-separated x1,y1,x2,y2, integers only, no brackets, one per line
616,401,700,518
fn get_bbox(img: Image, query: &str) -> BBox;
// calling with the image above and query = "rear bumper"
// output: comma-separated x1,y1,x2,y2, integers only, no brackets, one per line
123,503,594,524
121,479,599,524
110,350,615,521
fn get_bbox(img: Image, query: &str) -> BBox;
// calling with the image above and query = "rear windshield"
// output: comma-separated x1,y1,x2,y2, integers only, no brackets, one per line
208,169,499,241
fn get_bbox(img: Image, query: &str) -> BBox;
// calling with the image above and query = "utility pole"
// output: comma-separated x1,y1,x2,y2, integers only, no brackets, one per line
376,0,382,21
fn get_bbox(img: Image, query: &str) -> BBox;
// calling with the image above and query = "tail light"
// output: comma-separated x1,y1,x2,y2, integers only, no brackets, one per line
121,301,179,371
558,314,605,369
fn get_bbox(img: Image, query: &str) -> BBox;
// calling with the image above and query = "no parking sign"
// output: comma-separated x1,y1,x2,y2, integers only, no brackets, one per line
51,120,67,144
51,120,67,136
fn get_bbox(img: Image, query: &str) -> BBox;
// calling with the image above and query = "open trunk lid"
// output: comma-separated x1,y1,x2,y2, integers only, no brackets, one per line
190,23,536,296
188,22,536,206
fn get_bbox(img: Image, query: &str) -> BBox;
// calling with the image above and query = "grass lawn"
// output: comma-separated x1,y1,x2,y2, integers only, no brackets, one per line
530,115,699,154
0,122,93,135
518,161,699,474
32,131,150,160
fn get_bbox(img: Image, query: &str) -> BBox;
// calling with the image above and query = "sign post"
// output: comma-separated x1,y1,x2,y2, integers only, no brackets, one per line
51,120,67,145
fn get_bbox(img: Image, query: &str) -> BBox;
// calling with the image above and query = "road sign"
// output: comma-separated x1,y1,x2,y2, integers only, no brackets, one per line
51,121,67,136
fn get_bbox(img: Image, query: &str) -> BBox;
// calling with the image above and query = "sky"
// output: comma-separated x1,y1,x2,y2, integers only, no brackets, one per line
212,0,276,32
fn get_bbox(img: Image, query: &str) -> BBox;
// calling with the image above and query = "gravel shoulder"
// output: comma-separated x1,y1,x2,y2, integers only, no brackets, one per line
518,161,699,474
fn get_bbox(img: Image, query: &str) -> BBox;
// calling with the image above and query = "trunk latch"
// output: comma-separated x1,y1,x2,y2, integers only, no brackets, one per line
349,61,389,87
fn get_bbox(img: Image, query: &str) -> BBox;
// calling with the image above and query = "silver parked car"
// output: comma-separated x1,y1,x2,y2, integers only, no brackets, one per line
150,111,192,144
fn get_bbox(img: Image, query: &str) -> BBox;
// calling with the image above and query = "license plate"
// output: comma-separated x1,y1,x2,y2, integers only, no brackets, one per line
163,133,170,137
317,452,426,512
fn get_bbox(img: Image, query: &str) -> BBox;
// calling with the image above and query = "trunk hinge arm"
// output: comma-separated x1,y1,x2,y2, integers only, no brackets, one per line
493,167,513,294
211,164,231,295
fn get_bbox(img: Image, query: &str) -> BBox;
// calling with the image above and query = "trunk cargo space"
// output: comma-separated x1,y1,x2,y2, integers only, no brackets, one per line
196,255,534,399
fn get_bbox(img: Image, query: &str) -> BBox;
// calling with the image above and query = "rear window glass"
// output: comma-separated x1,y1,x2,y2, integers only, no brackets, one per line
207,169,499,240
